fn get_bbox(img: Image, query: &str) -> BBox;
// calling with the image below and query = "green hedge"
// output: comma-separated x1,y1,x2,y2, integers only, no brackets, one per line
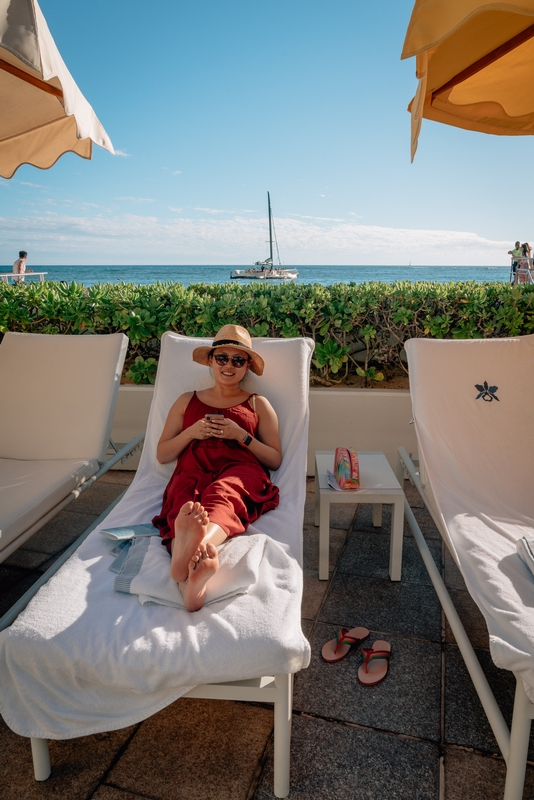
1,280,533,385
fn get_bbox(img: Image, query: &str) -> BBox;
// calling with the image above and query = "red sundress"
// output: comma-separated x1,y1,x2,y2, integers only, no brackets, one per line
152,392,280,550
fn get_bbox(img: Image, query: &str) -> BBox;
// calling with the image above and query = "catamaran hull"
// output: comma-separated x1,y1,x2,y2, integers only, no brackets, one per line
230,269,298,281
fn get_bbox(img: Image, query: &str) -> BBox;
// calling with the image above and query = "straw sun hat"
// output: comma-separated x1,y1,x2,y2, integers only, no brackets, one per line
192,324,264,375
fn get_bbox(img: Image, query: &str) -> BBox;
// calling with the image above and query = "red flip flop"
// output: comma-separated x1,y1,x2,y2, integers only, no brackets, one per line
321,626,370,663
357,640,391,685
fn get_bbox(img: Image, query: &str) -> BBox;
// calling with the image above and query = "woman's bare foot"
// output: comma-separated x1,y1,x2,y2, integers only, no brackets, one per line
170,501,209,583
179,543,219,612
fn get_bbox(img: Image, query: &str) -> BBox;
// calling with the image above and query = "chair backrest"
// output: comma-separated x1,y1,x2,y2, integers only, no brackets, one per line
406,334,534,521
134,332,314,564
0,332,128,462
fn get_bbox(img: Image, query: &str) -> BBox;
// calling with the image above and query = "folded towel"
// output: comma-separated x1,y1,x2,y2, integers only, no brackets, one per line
517,537,534,577
109,540,133,573
114,533,266,609
108,528,160,573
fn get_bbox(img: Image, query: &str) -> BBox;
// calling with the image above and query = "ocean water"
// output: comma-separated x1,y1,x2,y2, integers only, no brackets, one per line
2,263,511,287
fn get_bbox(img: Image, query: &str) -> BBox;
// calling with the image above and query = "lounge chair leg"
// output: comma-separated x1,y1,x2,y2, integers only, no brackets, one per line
372,503,382,527
273,673,292,798
504,679,532,800
30,738,51,781
318,498,330,580
389,496,404,581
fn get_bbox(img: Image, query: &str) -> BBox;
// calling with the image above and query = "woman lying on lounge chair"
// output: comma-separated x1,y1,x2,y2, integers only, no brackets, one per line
152,324,282,612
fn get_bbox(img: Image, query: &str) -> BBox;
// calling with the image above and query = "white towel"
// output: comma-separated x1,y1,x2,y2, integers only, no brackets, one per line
517,538,534,577
115,534,266,609
0,527,308,739
406,335,534,702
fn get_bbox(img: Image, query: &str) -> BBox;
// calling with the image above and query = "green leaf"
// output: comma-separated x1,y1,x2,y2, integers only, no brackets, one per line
126,356,158,385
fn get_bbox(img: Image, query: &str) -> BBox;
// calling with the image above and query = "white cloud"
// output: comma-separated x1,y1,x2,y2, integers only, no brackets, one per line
172,170,182,175
0,212,511,266
193,207,231,214
289,213,345,222
114,150,132,158
168,206,182,212
20,181,47,188
114,197,156,203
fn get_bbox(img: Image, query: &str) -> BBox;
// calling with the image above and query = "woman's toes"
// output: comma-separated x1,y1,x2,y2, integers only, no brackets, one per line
179,501,195,515
205,542,217,558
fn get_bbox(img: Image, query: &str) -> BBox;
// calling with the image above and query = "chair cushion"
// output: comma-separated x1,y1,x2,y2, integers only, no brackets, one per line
0,332,128,462
0,457,99,553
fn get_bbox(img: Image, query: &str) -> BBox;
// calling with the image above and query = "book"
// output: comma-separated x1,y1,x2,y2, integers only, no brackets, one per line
327,470,343,491
99,524,160,540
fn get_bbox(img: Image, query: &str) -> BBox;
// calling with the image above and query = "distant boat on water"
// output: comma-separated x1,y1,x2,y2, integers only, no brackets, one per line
230,193,298,281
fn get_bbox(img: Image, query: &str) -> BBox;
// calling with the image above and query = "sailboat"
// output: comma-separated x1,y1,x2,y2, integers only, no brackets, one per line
230,193,298,281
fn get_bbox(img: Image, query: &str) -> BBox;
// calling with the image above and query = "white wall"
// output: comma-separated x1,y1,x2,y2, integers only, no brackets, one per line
308,389,417,471
112,385,417,473
110,386,153,470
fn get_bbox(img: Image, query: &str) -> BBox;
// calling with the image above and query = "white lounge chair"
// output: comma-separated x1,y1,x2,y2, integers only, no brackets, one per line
0,331,313,799
397,334,534,800
0,332,144,564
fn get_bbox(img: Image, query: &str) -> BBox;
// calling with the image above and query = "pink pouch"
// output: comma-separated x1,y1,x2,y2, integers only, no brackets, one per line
334,447,360,490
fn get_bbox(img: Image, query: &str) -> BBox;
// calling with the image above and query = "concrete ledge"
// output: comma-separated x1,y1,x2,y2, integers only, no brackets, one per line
111,385,418,473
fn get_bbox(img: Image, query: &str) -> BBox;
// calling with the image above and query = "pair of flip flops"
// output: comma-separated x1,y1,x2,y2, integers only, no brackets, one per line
321,626,391,686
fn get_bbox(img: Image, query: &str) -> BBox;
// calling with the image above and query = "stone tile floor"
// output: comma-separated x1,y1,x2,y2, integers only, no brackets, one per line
1,472,534,799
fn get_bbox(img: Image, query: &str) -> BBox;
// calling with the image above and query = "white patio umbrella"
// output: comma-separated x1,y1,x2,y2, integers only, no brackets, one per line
0,0,114,178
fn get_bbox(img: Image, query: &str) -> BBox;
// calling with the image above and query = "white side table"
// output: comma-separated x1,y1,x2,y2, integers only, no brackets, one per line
314,450,405,581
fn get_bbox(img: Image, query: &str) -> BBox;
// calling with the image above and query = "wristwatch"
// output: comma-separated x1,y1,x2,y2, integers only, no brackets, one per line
242,434,253,447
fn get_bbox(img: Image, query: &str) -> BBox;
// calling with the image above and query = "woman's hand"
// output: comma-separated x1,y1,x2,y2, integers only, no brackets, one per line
186,417,230,441
209,417,246,442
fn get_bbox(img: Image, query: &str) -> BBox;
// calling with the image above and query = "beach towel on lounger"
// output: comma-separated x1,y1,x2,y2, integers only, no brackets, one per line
0,332,312,739
406,334,534,702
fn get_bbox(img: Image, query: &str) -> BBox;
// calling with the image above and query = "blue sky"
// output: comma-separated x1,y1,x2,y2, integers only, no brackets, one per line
0,0,530,266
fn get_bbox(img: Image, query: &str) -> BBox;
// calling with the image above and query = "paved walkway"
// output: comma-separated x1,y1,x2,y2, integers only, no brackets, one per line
1,471,533,799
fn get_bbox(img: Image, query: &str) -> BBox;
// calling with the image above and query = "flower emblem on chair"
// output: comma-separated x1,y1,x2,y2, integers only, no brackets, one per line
475,381,499,402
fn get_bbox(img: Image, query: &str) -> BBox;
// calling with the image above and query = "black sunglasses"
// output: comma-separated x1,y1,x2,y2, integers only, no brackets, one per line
213,353,250,368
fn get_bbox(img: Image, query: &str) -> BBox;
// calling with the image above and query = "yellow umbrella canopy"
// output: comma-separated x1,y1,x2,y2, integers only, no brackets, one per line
402,1,534,159
0,0,113,178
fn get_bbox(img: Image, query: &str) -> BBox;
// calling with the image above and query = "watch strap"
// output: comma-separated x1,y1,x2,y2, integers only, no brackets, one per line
242,434,253,446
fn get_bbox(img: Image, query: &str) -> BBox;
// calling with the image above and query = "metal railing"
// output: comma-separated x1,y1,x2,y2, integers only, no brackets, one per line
0,272,48,283
510,257,534,285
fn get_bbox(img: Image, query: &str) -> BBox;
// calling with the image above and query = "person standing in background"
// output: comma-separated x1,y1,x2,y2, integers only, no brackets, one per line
12,250,32,283
517,243,532,284
508,241,522,283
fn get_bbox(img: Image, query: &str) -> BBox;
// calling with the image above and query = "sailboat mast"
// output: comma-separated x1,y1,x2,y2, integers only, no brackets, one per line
267,191,273,263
